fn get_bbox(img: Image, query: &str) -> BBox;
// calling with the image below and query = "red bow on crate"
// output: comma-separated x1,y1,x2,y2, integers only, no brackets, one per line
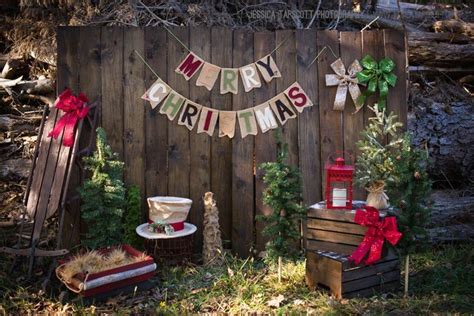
48,89,89,147
349,206,402,265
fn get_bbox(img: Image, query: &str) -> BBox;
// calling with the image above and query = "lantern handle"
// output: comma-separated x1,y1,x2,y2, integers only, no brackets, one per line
326,150,355,166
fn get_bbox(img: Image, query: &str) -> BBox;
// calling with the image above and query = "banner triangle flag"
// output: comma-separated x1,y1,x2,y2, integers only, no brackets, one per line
196,62,221,91
218,111,237,138
197,106,219,136
284,82,313,113
141,78,171,109
178,100,202,131
175,52,204,81
237,109,258,138
253,102,278,133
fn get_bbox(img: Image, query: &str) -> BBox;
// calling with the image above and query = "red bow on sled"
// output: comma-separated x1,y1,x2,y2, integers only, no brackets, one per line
349,206,402,265
48,89,89,147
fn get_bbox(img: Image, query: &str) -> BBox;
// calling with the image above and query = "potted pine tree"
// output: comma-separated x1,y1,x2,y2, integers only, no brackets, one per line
355,106,404,209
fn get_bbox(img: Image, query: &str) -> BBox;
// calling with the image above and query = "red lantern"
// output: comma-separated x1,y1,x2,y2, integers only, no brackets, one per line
325,157,354,209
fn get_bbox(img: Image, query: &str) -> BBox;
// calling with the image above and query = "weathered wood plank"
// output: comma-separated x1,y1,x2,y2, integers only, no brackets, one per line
342,248,398,270
232,30,255,258
276,30,298,167
144,27,168,207
57,26,80,248
306,251,343,297
77,26,103,241
344,280,400,298
307,207,358,222
340,31,364,200
307,218,367,235
342,259,399,282
167,27,190,198
306,240,357,256
384,30,408,129
189,26,211,253
342,270,400,293
361,31,385,127
254,31,277,253
210,27,233,247
123,27,146,200
296,29,320,250
47,30,78,218
275,30,300,250
306,228,363,246
296,29,321,206
101,27,124,159
317,30,343,199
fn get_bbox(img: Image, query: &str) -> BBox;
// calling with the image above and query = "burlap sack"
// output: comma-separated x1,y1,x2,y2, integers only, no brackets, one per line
366,181,389,209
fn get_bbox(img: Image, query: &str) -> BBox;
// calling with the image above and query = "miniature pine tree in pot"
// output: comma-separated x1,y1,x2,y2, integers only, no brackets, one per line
258,129,306,282
355,105,404,209
80,127,125,249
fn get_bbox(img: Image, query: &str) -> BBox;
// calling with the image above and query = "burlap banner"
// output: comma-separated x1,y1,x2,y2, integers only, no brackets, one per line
175,51,281,94
143,78,314,139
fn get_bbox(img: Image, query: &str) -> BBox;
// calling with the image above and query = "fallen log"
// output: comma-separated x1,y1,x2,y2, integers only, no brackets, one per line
0,158,32,180
0,58,29,79
428,190,474,243
16,78,54,95
408,32,474,67
0,114,42,133
433,19,474,38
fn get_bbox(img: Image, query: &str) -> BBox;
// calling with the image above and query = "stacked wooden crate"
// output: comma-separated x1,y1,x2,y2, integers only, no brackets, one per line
305,202,400,298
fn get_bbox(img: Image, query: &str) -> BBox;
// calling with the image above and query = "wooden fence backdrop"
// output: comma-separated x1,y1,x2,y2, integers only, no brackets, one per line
57,27,407,257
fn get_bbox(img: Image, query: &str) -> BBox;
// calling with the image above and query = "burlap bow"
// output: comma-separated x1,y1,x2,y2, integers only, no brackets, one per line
325,58,363,112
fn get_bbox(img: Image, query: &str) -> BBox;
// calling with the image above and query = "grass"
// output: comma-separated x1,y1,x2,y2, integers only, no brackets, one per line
1,243,473,314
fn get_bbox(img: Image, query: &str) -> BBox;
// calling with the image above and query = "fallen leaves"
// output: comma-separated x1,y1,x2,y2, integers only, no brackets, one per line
267,294,285,308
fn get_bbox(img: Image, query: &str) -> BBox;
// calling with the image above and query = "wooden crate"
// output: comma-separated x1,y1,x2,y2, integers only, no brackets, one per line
306,250,400,298
305,202,400,298
306,201,385,256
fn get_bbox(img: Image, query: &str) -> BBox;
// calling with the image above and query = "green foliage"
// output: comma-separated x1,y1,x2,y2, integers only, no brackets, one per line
357,55,397,110
79,127,125,249
388,134,432,255
355,106,404,189
257,129,306,261
2,244,473,314
123,185,143,249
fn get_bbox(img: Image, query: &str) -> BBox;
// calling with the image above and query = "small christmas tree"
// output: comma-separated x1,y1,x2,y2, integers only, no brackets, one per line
389,135,432,254
80,127,125,249
388,134,432,296
258,130,306,281
123,185,143,249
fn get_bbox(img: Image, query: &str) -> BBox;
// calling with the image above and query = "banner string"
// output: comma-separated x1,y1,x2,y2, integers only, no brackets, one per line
307,45,338,69
138,0,289,66
134,50,160,79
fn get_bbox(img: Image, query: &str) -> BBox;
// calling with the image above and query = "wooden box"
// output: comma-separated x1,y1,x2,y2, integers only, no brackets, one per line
305,202,400,298
306,201,371,256
306,250,400,298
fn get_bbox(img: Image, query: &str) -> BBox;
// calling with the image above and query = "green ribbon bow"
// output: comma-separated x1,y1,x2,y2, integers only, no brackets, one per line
356,55,397,110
